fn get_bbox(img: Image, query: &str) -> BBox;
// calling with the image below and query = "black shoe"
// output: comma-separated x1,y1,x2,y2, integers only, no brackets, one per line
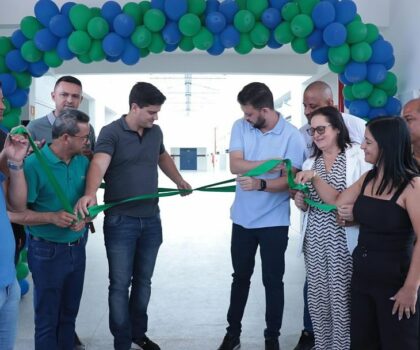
293,330,315,350
132,336,160,350
74,333,85,350
265,337,280,350
217,333,240,350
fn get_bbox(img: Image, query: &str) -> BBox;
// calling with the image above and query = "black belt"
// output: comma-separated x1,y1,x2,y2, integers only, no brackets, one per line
30,235,83,246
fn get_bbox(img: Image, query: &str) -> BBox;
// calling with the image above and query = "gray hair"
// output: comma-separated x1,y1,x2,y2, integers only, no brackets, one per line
52,108,90,139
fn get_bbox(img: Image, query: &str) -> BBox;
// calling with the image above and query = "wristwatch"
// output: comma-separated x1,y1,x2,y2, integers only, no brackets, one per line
7,160,24,171
258,179,267,191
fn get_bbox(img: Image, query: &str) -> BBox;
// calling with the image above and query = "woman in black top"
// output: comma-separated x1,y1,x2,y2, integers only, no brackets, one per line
295,116,420,349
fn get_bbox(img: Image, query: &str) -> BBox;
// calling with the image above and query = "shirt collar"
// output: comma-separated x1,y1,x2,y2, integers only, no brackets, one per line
247,112,285,135
42,144,63,164
47,112,56,126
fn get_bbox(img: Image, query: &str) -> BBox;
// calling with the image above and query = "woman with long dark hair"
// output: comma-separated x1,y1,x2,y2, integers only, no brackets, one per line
295,116,420,349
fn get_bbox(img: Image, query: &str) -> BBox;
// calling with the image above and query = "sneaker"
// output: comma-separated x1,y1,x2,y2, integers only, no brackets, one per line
265,338,280,350
74,333,86,350
293,330,315,350
217,333,241,350
132,336,161,350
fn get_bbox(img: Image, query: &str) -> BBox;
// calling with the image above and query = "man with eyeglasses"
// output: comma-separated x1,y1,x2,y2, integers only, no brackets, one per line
9,109,91,350
293,81,366,350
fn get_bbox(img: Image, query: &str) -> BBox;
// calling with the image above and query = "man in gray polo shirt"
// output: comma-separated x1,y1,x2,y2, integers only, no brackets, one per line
76,82,191,350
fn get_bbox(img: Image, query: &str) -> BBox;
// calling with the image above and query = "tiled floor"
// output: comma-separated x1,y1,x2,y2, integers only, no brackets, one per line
15,170,306,350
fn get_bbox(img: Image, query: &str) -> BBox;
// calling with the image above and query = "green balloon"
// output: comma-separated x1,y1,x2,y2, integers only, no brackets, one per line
246,0,268,19
179,14,202,37
189,0,206,15
131,26,152,49
179,36,195,52
291,37,309,54
139,1,151,16
343,85,355,101
1,108,21,130
350,42,372,62
368,88,387,108
365,23,379,44
328,61,345,74
386,85,398,97
69,4,93,31
291,14,314,38
236,0,247,10
192,27,213,50
297,0,319,15
148,33,165,54
16,262,29,280
88,17,109,40
328,44,350,66
281,2,300,22
78,53,93,64
3,99,11,114
352,81,373,99
123,2,142,25
274,22,294,44
20,40,42,62
91,7,101,17
0,56,9,74
68,31,92,55
19,249,28,264
234,10,256,33
250,23,270,46
0,37,13,56
354,14,362,22
12,72,32,89
139,47,150,58
44,50,63,68
235,33,253,54
376,72,397,91
346,20,367,44
89,40,106,61
144,9,166,32
20,16,43,40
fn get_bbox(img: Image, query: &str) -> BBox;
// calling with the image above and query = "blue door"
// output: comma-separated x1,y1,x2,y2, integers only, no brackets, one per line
180,148,197,170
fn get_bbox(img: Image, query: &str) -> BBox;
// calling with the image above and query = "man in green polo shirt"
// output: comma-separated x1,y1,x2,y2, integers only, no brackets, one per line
11,109,90,350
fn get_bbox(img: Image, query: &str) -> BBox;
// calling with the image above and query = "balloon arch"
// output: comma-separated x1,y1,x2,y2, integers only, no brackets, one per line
0,0,401,129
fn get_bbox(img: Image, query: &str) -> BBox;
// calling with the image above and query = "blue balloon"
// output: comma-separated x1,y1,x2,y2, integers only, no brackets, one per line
165,43,178,52
349,99,370,117
339,73,351,85
28,60,49,77
384,55,395,70
219,0,239,24
11,30,27,49
101,1,122,29
19,279,30,296
113,14,136,38
306,29,323,49
368,108,387,119
5,50,29,73
57,37,76,60
106,55,120,62
335,0,356,25
207,34,225,56
121,41,140,65
269,0,288,10
344,61,367,83
34,28,59,52
7,88,28,108
312,2,335,30
151,0,165,10
220,25,240,48
102,33,125,57
323,22,347,47
324,0,338,3
205,0,220,15
344,98,351,109
0,74,17,96
206,12,227,34
61,2,76,16
49,14,73,38
261,8,281,29
385,97,402,115
162,22,182,45
164,0,188,21
311,45,329,64
35,0,60,27
267,32,282,49
367,64,387,84
369,39,394,64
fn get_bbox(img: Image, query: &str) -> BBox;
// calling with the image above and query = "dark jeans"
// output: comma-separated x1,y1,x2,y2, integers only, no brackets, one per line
28,236,86,350
104,214,162,350
226,224,289,339
303,278,314,333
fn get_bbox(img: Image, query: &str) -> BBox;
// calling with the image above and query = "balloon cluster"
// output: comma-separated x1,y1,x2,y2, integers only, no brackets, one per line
16,248,30,297
0,0,401,127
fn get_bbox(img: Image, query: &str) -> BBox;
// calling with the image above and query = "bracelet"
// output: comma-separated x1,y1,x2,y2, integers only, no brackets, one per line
7,160,24,171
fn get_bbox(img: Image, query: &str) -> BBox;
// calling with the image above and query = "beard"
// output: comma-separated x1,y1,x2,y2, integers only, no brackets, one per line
252,115,266,130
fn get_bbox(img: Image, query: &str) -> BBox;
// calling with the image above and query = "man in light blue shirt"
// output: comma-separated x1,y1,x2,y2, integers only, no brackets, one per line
217,82,305,350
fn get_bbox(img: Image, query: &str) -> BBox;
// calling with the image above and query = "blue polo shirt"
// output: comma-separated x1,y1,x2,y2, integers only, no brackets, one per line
0,172,16,288
24,145,89,243
229,116,305,229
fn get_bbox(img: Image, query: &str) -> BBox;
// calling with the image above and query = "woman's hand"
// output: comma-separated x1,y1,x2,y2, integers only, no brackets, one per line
336,204,355,226
294,191,308,211
295,170,316,184
390,285,418,320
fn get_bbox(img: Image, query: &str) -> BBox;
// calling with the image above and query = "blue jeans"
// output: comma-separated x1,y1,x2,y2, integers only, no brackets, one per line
227,224,289,339
0,279,20,350
303,278,314,333
104,214,162,350
28,237,86,350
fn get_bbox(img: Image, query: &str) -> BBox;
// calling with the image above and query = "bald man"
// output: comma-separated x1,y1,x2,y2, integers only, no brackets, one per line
402,98,420,165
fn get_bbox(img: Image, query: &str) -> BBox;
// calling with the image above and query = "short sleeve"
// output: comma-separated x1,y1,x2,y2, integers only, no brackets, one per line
24,158,40,204
94,124,117,157
284,129,306,170
229,120,244,153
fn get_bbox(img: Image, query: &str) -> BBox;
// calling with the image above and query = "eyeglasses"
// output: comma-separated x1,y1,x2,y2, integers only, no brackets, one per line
307,124,332,136
71,134,90,142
